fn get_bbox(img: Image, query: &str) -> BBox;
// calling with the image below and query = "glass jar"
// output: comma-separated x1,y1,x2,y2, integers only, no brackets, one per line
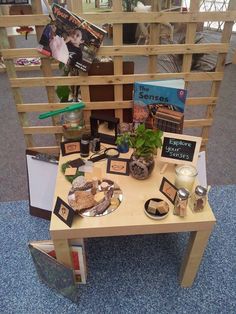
190,185,207,213
174,188,189,217
175,164,198,193
62,109,84,140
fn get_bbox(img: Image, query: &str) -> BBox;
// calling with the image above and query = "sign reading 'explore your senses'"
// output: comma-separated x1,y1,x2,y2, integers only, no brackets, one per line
158,132,202,166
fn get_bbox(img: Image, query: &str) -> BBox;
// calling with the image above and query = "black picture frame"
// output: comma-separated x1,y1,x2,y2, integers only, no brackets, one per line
159,177,178,204
60,140,80,156
107,158,130,176
90,114,119,145
53,197,75,227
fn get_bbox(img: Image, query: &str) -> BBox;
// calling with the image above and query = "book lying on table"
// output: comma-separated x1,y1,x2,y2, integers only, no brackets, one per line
133,79,187,129
29,240,87,285
38,3,106,72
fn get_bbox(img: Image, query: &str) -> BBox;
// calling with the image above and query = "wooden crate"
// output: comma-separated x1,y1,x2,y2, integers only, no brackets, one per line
0,0,235,153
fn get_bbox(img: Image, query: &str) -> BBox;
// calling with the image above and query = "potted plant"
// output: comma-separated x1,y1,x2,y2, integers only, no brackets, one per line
129,124,163,179
122,0,140,44
116,132,132,153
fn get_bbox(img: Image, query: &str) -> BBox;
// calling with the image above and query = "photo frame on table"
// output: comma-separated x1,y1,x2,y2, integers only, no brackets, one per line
90,114,119,145
53,197,75,227
107,158,130,176
61,141,80,156
159,177,178,204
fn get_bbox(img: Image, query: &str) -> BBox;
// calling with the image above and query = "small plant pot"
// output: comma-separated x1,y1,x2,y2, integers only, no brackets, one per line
129,153,155,180
117,143,129,153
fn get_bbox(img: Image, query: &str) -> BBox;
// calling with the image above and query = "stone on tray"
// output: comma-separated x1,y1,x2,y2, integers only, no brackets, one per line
156,201,169,214
147,200,158,214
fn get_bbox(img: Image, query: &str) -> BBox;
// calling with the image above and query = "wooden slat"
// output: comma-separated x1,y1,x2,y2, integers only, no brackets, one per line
9,72,224,87
22,120,213,133
27,146,60,154
186,97,217,106
0,63,59,73
1,11,236,28
16,98,216,113
182,0,201,90
23,126,62,134
16,101,133,112
184,119,213,128
31,0,61,145
79,64,92,125
148,0,160,73
1,43,230,59
112,0,123,121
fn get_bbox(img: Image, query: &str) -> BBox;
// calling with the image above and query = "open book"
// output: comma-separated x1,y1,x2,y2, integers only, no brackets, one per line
38,3,106,72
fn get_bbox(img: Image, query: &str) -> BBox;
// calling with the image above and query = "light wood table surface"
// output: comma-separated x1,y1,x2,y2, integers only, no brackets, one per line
50,149,216,287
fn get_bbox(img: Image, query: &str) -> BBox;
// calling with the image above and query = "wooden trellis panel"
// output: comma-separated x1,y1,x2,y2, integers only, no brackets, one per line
0,0,236,154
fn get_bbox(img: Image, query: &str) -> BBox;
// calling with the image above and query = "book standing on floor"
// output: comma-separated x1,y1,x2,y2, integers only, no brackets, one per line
38,3,106,72
29,240,87,284
133,79,187,129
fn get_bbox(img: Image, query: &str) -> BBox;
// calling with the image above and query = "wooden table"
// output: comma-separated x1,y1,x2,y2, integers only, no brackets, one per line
50,150,216,287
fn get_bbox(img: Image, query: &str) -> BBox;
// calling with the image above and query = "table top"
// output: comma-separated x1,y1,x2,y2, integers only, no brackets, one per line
50,149,216,240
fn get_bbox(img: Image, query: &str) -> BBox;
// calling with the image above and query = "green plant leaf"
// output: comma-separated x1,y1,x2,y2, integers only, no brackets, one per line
136,138,145,148
56,86,70,101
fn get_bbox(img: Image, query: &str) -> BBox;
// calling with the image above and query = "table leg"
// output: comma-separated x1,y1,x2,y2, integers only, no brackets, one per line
179,229,212,287
53,239,73,268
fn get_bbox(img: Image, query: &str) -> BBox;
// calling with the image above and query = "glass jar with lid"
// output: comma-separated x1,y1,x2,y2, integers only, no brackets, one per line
174,188,189,217
62,109,84,140
190,185,207,213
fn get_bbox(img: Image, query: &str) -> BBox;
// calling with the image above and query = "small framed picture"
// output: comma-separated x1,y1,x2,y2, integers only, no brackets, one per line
107,158,130,176
90,114,119,145
53,197,75,227
159,177,178,204
61,141,80,156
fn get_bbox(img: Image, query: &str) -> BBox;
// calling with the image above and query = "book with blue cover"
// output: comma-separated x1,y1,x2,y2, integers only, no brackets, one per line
133,79,187,127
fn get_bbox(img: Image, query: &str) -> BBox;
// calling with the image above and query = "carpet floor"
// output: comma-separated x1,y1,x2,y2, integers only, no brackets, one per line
0,185,235,314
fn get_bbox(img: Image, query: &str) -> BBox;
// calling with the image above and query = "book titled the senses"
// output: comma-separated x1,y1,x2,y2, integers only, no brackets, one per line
133,79,187,125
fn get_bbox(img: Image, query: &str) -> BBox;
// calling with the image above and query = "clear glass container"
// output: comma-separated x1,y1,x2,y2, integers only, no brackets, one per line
62,109,84,140
173,188,189,217
190,185,207,213
175,164,198,193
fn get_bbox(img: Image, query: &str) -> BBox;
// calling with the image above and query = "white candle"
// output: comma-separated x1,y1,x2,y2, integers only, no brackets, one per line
175,165,198,192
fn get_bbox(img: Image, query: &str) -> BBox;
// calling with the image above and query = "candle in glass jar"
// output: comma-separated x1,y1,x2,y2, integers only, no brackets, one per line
175,165,198,192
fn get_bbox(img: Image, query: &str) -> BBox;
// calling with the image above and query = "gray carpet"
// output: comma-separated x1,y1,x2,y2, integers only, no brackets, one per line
0,33,236,202
0,185,236,313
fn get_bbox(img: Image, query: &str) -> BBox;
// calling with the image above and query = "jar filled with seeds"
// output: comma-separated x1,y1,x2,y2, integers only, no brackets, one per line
190,185,207,213
174,188,189,217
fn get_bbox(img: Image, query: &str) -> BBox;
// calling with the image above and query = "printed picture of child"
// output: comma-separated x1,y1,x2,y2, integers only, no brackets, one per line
65,28,85,68
49,24,70,65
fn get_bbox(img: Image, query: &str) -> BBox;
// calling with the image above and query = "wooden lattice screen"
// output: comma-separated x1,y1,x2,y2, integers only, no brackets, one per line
0,0,235,154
